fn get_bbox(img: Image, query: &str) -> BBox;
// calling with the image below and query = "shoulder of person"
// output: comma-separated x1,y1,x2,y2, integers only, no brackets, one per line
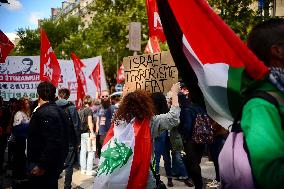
66,102,76,110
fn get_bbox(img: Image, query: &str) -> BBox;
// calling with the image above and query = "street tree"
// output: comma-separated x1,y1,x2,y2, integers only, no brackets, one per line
208,0,262,40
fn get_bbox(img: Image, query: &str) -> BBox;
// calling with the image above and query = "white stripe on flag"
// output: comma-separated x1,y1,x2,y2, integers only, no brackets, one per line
182,35,232,128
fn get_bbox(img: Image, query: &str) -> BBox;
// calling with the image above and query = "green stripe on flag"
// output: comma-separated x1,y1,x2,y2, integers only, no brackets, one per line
227,67,245,118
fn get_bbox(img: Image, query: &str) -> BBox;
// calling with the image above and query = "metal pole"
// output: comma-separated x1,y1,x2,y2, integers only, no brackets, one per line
116,53,119,73
273,0,276,17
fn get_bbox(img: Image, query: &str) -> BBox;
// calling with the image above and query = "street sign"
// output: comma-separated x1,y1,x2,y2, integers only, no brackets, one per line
115,83,123,92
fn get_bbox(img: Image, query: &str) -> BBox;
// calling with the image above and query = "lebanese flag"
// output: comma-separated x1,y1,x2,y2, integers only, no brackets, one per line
71,53,87,108
0,30,14,63
144,36,161,54
93,119,152,189
40,28,61,87
89,62,101,96
116,64,125,84
157,0,268,127
146,0,166,42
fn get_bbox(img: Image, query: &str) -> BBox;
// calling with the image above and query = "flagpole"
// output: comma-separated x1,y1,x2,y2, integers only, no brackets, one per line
116,53,119,73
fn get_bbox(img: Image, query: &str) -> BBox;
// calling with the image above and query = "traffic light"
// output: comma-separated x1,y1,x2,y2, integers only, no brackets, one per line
126,22,141,52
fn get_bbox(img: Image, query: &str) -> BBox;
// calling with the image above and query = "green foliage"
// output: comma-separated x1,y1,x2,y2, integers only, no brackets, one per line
12,28,40,56
12,17,81,57
207,0,262,40
82,0,149,87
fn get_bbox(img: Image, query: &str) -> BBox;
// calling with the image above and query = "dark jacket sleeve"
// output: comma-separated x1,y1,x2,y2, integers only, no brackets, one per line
68,105,81,145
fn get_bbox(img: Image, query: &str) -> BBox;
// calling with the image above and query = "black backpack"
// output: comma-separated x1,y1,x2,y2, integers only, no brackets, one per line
79,107,90,133
192,112,214,144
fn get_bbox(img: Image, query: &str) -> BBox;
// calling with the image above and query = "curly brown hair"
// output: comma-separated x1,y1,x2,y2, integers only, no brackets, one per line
114,90,154,123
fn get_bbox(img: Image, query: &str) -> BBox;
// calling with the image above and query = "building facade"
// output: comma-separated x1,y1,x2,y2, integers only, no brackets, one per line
51,0,95,29
275,0,284,17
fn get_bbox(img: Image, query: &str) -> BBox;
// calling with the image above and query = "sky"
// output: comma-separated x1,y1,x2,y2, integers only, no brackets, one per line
0,0,62,41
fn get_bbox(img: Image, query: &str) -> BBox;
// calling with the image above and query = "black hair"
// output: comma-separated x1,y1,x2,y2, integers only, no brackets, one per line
58,88,70,100
151,92,169,115
247,18,284,66
37,81,56,101
22,58,33,65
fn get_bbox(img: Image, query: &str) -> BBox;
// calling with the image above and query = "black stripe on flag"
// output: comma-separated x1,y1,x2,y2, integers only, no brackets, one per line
156,0,205,107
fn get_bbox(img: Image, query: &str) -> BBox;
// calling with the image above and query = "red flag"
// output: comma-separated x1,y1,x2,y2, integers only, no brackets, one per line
89,62,101,96
0,30,14,63
40,28,61,87
71,53,87,108
156,0,268,126
146,0,166,42
144,36,161,54
116,64,125,84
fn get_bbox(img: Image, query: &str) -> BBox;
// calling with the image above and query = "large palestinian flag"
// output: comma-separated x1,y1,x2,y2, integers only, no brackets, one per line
93,119,152,189
156,0,268,127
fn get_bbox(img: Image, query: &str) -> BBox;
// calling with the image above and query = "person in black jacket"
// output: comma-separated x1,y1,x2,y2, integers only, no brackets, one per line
178,84,205,189
56,88,81,189
27,81,68,189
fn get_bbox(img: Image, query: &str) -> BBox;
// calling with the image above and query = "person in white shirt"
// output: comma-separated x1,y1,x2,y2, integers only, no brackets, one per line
12,97,31,180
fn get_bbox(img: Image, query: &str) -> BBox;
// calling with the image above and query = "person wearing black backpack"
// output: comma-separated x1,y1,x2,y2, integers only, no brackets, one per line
56,88,81,189
178,84,207,189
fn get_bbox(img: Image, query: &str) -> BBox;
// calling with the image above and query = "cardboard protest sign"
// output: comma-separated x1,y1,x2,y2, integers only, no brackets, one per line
123,51,178,93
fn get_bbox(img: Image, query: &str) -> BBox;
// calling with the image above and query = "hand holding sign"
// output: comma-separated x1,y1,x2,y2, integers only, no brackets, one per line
171,82,181,94
171,82,181,107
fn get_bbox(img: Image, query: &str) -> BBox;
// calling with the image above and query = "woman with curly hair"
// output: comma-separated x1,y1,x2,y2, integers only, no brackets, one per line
93,83,180,189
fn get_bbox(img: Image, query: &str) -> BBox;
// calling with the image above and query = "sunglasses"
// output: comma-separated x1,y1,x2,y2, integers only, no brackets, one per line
101,95,109,98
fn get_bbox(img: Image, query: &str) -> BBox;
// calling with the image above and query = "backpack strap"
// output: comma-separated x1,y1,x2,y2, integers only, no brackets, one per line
233,90,284,132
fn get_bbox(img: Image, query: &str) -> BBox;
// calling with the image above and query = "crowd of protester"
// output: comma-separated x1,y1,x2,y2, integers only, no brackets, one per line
0,18,283,189
0,81,226,189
